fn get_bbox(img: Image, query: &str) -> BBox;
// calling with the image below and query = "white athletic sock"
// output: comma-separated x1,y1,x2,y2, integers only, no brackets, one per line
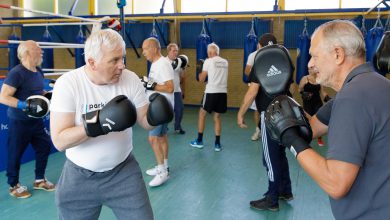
164,159,168,169
157,164,165,173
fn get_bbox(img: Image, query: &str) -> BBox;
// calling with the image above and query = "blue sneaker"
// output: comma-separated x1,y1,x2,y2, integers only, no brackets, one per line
214,143,222,152
190,139,204,149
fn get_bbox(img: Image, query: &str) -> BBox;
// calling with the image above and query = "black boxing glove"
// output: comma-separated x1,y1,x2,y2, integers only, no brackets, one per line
147,93,173,126
140,76,157,90
82,95,137,137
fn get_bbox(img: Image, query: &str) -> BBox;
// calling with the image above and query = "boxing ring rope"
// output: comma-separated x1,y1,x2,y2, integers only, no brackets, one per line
0,39,84,48
23,22,97,27
43,72,69,77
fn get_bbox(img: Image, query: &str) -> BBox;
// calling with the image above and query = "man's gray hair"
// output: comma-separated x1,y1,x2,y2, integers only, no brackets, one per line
312,20,365,58
84,29,126,63
167,43,178,52
207,43,220,55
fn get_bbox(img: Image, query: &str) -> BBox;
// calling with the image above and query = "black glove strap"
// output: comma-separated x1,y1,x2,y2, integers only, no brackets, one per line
281,128,311,158
82,111,104,137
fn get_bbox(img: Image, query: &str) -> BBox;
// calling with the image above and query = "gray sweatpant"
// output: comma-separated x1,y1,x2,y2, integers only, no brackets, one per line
55,153,153,220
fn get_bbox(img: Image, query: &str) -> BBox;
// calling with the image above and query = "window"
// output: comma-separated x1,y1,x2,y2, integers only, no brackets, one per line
227,0,275,12
341,0,386,9
133,0,174,14
57,0,90,16
97,0,133,15
285,0,339,10
181,0,226,13
23,0,54,17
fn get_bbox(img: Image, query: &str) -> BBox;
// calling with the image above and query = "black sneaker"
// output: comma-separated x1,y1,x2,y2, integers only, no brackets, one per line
279,193,294,201
249,197,279,212
175,129,186,135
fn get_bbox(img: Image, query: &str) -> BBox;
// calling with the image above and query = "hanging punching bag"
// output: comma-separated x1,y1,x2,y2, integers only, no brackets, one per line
196,20,212,81
296,28,311,84
372,31,390,76
41,28,54,69
75,27,86,68
8,33,20,70
242,20,258,83
366,18,384,62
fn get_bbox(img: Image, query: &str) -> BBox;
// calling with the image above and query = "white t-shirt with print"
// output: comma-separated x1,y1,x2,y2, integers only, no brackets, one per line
50,67,148,172
147,56,174,106
202,56,228,93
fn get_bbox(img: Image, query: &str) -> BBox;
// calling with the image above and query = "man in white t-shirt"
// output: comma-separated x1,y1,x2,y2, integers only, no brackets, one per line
244,44,261,141
166,43,186,135
142,37,174,187
50,29,173,220
190,43,228,152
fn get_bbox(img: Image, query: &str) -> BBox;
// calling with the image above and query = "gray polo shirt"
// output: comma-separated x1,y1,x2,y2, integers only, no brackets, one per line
316,99,333,125
326,63,390,219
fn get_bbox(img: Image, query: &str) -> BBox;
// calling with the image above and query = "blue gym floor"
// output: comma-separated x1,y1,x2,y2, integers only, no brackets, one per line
0,107,333,220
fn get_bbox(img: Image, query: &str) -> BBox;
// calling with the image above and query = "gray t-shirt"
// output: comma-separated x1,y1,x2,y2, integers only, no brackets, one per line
327,63,390,219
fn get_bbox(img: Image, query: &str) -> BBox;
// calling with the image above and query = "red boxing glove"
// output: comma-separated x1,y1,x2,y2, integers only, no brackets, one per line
107,19,122,31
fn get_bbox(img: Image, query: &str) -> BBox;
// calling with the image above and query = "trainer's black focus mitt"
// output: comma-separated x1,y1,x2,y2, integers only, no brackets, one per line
253,44,294,98
265,95,312,157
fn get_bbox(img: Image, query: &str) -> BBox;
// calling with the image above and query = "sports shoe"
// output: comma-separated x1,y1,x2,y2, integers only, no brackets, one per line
279,193,294,201
146,166,169,176
317,138,325,147
149,170,169,187
251,128,261,141
9,184,31,199
214,143,222,152
249,197,279,212
190,139,204,149
175,129,186,135
146,166,158,176
33,179,55,191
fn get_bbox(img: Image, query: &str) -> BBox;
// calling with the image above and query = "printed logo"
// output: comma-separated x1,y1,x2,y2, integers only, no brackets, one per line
266,65,282,77
102,118,116,130
1,123,8,130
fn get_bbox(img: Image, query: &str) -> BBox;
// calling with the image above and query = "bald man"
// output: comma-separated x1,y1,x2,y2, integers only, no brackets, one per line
142,37,174,187
0,40,55,199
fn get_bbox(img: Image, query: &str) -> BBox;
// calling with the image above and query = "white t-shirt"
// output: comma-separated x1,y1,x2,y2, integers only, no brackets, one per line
147,56,174,106
246,50,258,67
247,50,258,110
166,56,182,93
50,67,148,172
203,56,229,93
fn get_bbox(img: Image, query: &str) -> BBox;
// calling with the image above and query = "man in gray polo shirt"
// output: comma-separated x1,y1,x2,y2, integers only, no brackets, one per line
269,20,390,219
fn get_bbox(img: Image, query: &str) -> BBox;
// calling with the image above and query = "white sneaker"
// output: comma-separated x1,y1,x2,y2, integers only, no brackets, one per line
149,170,169,187
146,165,169,176
146,166,158,176
251,128,261,141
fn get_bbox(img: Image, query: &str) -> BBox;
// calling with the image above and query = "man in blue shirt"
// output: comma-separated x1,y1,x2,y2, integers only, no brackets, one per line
0,40,55,199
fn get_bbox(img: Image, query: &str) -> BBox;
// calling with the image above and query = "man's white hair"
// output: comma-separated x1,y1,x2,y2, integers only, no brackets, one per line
84,29,126,63
17,40,38,61
312,20,365,58
207,43,220,55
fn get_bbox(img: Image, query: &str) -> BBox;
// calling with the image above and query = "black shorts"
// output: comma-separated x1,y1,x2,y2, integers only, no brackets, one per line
201,93,227,113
